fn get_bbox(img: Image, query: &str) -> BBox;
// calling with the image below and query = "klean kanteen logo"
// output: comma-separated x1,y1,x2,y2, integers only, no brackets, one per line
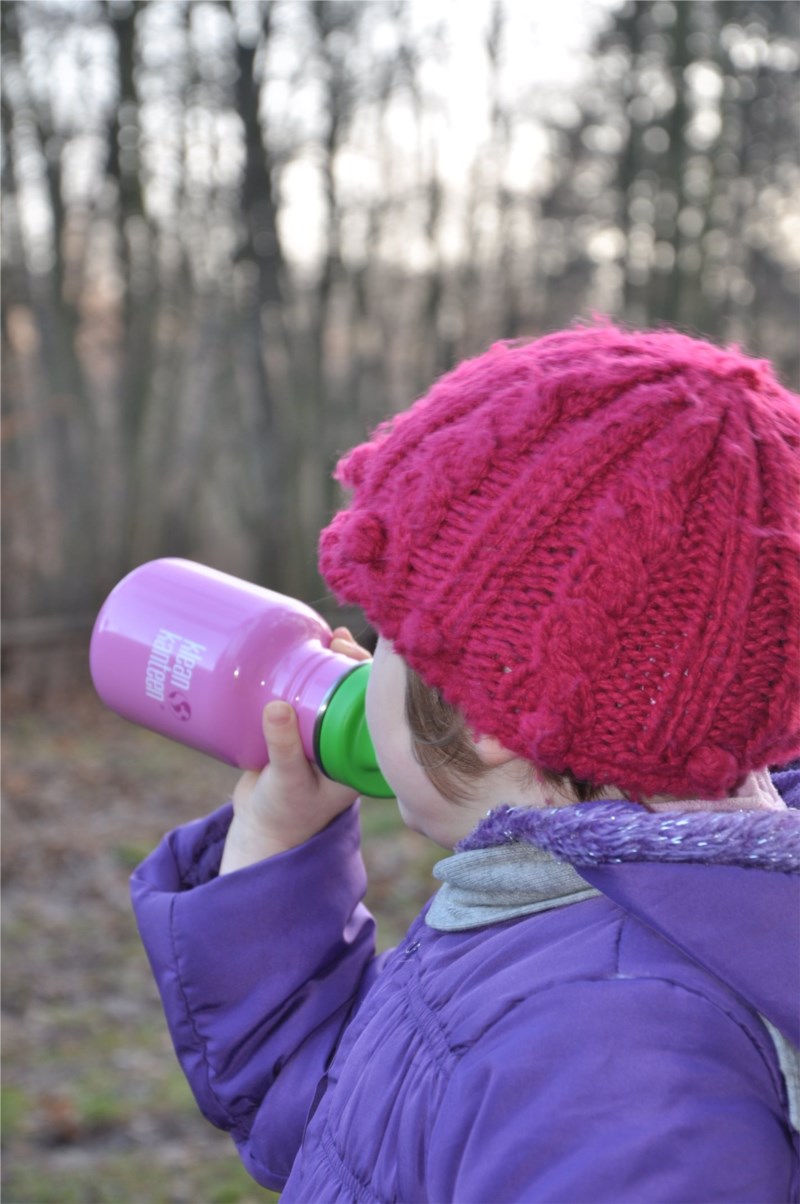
145,629,206,703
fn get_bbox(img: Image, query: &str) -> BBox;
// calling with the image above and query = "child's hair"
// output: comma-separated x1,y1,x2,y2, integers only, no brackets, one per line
405,665,599,803
320,322,800,800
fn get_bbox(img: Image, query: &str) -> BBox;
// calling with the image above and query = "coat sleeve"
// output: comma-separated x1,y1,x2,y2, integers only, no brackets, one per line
426,976,797,1204
130,801,378,1191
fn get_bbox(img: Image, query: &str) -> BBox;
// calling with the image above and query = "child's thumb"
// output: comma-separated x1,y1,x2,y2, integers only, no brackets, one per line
262,701,306,766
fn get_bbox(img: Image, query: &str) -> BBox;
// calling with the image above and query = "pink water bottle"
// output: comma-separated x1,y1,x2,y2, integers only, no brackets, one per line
89,558,393,798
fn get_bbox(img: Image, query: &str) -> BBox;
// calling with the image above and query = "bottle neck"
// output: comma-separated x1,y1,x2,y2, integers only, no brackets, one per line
274,642,359,766
315,663,394,798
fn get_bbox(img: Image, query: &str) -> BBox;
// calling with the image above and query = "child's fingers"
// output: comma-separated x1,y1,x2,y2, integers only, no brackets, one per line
331,625,354,641
330,628,372,662
226,698,358,869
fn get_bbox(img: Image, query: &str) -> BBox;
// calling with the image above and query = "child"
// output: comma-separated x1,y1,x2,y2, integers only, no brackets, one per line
132,323,800,1202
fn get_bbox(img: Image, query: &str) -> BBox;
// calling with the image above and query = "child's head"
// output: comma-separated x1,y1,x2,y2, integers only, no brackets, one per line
320,323,800,805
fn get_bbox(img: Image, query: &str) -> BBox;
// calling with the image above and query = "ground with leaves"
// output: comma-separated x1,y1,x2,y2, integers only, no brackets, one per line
2,675,439,1204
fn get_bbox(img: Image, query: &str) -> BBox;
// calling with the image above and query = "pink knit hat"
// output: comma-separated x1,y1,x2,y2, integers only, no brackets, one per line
319,324,800,799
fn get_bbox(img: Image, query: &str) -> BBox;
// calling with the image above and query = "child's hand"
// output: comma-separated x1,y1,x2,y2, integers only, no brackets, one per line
220,629,372,874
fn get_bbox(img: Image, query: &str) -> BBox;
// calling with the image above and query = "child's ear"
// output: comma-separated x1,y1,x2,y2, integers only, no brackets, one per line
470,732,518,768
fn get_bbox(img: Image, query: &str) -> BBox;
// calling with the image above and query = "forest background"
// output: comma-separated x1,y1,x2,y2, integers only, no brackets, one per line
3,0,799,637
2,1,799,1201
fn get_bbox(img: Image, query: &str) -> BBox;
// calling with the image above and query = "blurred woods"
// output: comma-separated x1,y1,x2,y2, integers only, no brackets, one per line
2,0,799,653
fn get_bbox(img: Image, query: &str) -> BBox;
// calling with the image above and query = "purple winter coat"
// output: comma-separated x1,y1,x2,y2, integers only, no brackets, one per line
131,770,800,1203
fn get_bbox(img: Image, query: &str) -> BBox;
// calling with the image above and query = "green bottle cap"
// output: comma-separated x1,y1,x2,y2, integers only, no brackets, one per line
316,663,394,798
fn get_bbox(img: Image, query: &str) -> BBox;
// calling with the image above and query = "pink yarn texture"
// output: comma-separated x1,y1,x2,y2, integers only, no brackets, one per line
319,324,800,799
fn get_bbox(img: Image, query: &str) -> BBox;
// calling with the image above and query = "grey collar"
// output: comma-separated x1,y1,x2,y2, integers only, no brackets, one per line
426,843,599,932
426,771,797,932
